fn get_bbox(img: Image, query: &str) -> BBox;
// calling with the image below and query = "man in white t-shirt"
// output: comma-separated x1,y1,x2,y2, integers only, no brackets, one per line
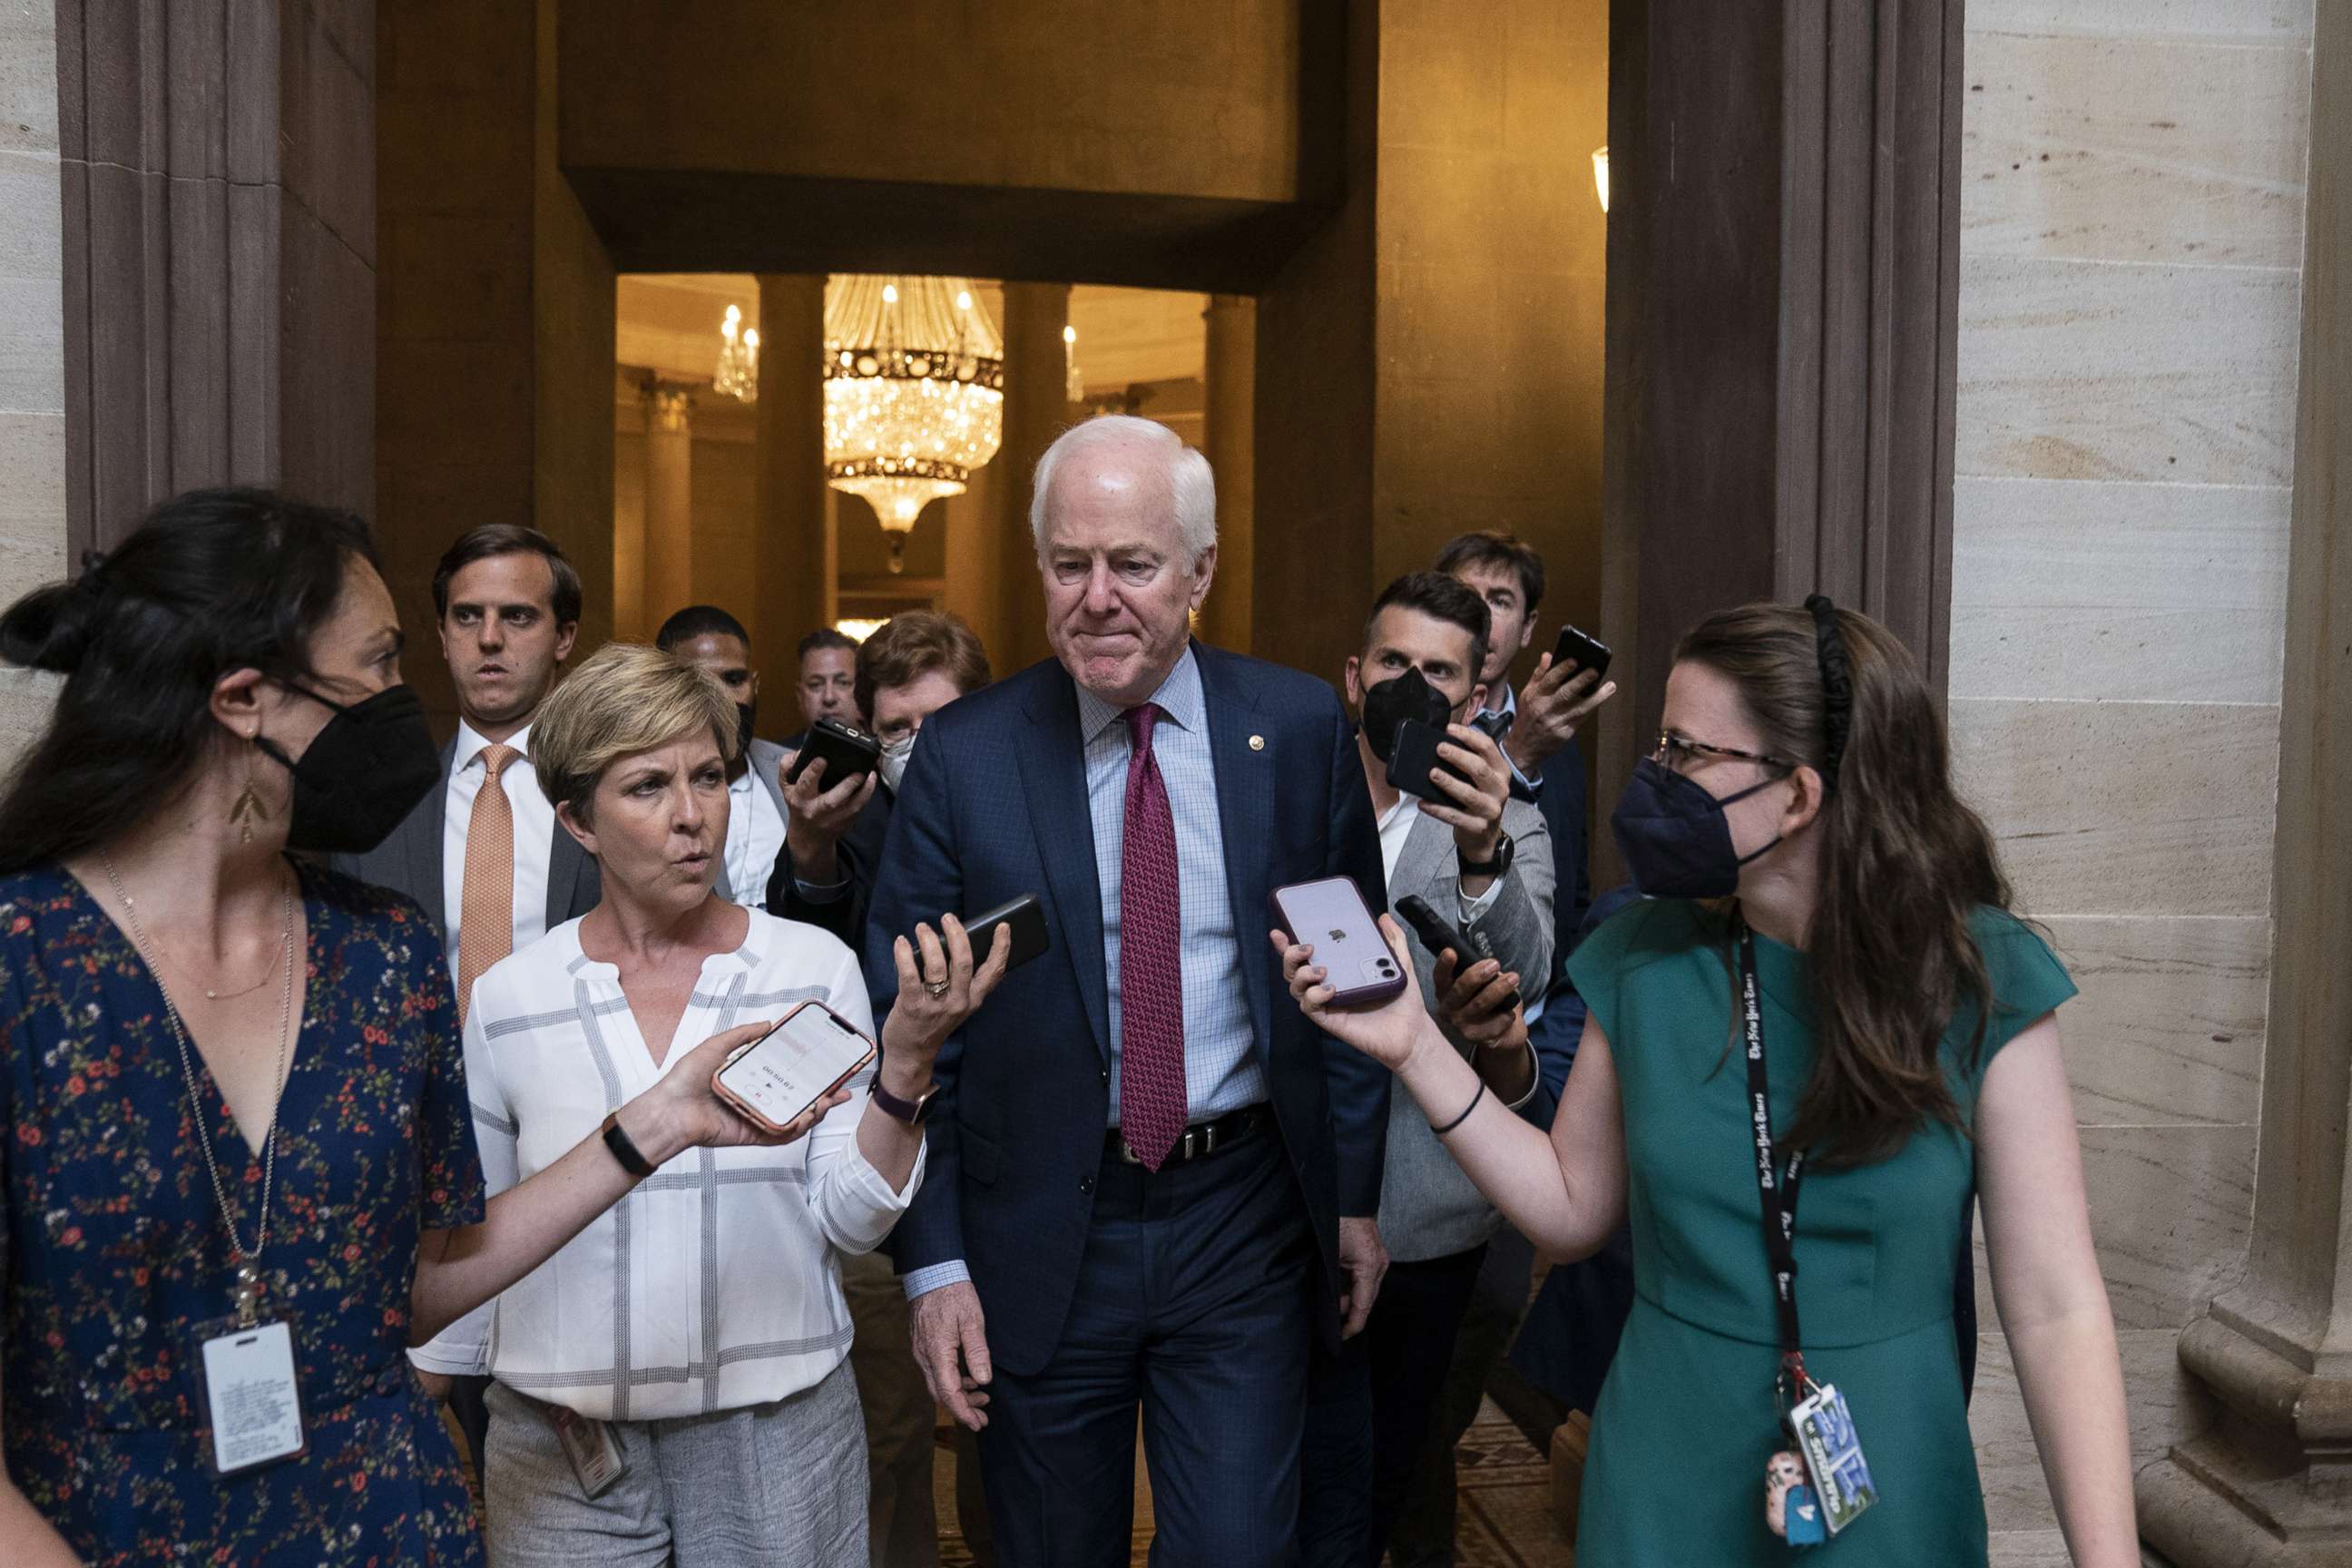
656,604,789,909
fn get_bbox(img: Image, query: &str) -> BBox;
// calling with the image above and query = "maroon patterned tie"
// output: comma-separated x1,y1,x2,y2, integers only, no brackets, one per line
1118,704,1186,1171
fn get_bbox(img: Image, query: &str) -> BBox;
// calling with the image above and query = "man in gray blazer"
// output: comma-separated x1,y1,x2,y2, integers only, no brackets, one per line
330,524,596,1463
655,605,791,906
1302,571,1555,1567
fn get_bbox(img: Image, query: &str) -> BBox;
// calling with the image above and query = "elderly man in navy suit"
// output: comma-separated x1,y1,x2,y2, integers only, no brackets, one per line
867,415,1393,1564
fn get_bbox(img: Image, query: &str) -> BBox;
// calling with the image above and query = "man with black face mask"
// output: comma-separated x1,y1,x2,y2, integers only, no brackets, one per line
1301,572,1556,1568
655,605,790,908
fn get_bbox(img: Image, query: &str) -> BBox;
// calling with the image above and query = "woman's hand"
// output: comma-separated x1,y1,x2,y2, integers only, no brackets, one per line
618,1021,850,1161
1270,914,1443,1073
881,915,1014,1080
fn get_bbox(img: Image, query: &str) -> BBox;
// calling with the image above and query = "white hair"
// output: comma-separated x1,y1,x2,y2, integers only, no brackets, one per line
1029,415,1218,571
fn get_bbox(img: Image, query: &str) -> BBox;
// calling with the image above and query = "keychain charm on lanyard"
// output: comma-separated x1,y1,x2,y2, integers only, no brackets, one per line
1740,921,1877,1547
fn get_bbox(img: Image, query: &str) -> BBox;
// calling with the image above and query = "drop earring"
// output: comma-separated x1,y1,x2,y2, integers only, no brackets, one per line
229,730,272,844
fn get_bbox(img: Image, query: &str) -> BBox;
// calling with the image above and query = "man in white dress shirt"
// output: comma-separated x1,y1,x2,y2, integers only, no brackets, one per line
330,522,597,1452
655,604,789,908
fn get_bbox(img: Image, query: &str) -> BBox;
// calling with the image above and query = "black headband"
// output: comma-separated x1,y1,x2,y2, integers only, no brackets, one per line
1803,593,1850,791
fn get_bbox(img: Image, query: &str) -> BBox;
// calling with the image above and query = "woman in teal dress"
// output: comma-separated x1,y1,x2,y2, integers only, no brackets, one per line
1277,598,2135,1565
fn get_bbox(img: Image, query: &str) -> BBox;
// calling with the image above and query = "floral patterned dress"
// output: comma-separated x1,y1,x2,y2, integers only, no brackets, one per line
0,860,487,1565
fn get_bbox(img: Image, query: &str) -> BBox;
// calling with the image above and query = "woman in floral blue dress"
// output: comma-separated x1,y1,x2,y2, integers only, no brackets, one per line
0,490,839,1566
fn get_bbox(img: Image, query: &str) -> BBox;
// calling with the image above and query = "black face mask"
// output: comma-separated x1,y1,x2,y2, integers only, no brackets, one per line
255,683,443,855
1358,666,1452,764
1608,756,1787,899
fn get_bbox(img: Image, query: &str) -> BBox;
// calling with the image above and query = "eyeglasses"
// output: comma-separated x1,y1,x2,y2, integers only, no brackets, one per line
1650,730,1801,777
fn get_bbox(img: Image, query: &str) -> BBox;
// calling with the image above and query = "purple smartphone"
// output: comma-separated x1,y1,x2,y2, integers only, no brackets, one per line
1269,876,1409,1008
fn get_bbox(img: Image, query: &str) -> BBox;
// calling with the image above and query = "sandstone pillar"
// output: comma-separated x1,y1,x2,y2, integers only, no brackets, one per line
1198,294,1256,654
754,274,831,705
992,283,1070,676
2135,5,2352,1561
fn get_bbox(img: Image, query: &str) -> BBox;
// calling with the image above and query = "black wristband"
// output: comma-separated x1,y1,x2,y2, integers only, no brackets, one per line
1430,1080,1486,1136
601,1111,656,1179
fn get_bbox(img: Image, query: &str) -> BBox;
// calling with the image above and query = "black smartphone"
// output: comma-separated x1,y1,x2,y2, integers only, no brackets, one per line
1394,894,1522,1014
1385,709,1510,805
784,717,883,789
960,893,1050,973
1552,623,1613,683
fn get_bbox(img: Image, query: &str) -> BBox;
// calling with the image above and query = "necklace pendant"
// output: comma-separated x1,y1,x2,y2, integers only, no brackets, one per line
234,1261,263,1328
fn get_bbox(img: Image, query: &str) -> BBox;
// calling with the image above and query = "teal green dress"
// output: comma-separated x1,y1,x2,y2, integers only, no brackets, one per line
1563,899,2074,1564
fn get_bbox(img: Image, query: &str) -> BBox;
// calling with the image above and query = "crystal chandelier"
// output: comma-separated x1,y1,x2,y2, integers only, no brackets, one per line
823,275,1005,572
713,303,759,402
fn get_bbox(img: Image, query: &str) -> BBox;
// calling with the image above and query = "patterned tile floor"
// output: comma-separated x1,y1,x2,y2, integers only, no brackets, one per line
930,1398,1575,1567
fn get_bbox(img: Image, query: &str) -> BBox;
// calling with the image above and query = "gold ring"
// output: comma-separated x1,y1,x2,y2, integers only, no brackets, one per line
923,979,950,999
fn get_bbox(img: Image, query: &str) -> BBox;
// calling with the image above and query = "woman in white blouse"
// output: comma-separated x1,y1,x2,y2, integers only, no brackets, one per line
415,643,1009,1567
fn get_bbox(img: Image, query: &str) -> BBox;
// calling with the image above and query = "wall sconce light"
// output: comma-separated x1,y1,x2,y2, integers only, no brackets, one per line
1592,146,1610,213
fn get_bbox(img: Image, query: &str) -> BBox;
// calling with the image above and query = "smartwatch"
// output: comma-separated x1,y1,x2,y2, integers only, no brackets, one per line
1457,831,1515,880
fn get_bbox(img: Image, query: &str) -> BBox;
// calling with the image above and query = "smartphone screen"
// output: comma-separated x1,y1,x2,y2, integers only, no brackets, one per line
713,1002,874,1129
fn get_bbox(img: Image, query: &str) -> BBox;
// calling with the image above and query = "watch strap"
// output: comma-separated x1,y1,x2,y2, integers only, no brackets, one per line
869,1072,936,1124
1458,831,1514,878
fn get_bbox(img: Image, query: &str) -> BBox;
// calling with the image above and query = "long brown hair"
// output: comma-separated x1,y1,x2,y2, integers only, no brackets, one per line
1676,602,2012,1165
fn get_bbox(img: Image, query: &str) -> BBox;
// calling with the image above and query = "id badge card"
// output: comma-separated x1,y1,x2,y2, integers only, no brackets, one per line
194,1315,309,1476
1789,1383,1879,1536
554,1406,626,1498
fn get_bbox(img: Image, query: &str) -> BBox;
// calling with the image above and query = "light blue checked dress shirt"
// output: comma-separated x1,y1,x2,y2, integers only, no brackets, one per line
903,647,1267,1301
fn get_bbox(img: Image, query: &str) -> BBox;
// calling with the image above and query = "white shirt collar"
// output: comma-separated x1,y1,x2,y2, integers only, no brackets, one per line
455,718,533,774
1073,643,1207,746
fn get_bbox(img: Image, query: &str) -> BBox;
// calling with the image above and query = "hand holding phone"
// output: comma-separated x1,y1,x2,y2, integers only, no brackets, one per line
1395,894,1522,1014
711,1001,877,1135
1386,708,1512,806
784,717,884,790
1269,877,1407,1008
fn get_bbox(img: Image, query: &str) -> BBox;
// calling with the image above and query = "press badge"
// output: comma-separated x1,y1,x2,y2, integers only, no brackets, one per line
195,1317,309,1475
1788,1383,1879,1536
554,1406,626,1498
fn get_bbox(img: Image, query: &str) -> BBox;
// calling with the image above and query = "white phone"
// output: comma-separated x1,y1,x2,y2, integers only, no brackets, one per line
710,1000,876,1134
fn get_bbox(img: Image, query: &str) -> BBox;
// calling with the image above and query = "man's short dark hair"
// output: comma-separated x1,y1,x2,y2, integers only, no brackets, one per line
798,627,858,662
1433,530,1546,617
431,524,583,628
654,604,750,652
1364,572,1490,687
855,611,992,720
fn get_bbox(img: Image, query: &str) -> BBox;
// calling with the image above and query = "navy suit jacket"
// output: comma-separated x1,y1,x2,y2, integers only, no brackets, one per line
863,643,1392,1376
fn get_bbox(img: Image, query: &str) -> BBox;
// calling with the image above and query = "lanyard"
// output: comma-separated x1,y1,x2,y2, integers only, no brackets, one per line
1738,923,1809,1402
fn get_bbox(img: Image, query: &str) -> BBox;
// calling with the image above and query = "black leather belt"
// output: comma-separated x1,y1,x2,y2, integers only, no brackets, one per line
1108,1104,1269,1166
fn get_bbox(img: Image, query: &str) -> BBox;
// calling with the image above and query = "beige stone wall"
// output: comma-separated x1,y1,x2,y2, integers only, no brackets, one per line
0,0,64,763
1948,2,2314,1556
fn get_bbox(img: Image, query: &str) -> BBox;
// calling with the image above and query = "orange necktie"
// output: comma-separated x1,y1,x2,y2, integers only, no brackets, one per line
456,743,520,1022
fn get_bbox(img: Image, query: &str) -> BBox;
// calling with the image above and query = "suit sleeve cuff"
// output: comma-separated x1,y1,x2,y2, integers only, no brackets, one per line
903,1259,972,1300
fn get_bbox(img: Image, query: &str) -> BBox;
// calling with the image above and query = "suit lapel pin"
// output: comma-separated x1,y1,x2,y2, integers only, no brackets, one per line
1249,734,1266,751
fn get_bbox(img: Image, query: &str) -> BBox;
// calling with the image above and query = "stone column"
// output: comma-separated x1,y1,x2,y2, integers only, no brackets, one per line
1198,294,1256,654
992,283,1071,675
642,382,696,635
57,0,377,551
754,274,831,708
2135,5,2352,1561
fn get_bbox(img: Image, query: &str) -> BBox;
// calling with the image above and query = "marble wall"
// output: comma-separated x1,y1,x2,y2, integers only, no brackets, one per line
0,0,65,759
1948,2,2313,1557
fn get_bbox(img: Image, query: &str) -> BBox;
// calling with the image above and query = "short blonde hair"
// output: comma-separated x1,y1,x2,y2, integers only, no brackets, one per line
532,642,739,824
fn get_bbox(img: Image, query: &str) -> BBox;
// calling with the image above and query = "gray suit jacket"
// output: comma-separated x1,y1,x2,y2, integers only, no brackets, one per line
329,738,601,946
712,738,792,905
1377,792,1554,1262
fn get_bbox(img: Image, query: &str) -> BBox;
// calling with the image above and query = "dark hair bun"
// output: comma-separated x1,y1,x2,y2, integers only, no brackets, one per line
0,579,99,674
